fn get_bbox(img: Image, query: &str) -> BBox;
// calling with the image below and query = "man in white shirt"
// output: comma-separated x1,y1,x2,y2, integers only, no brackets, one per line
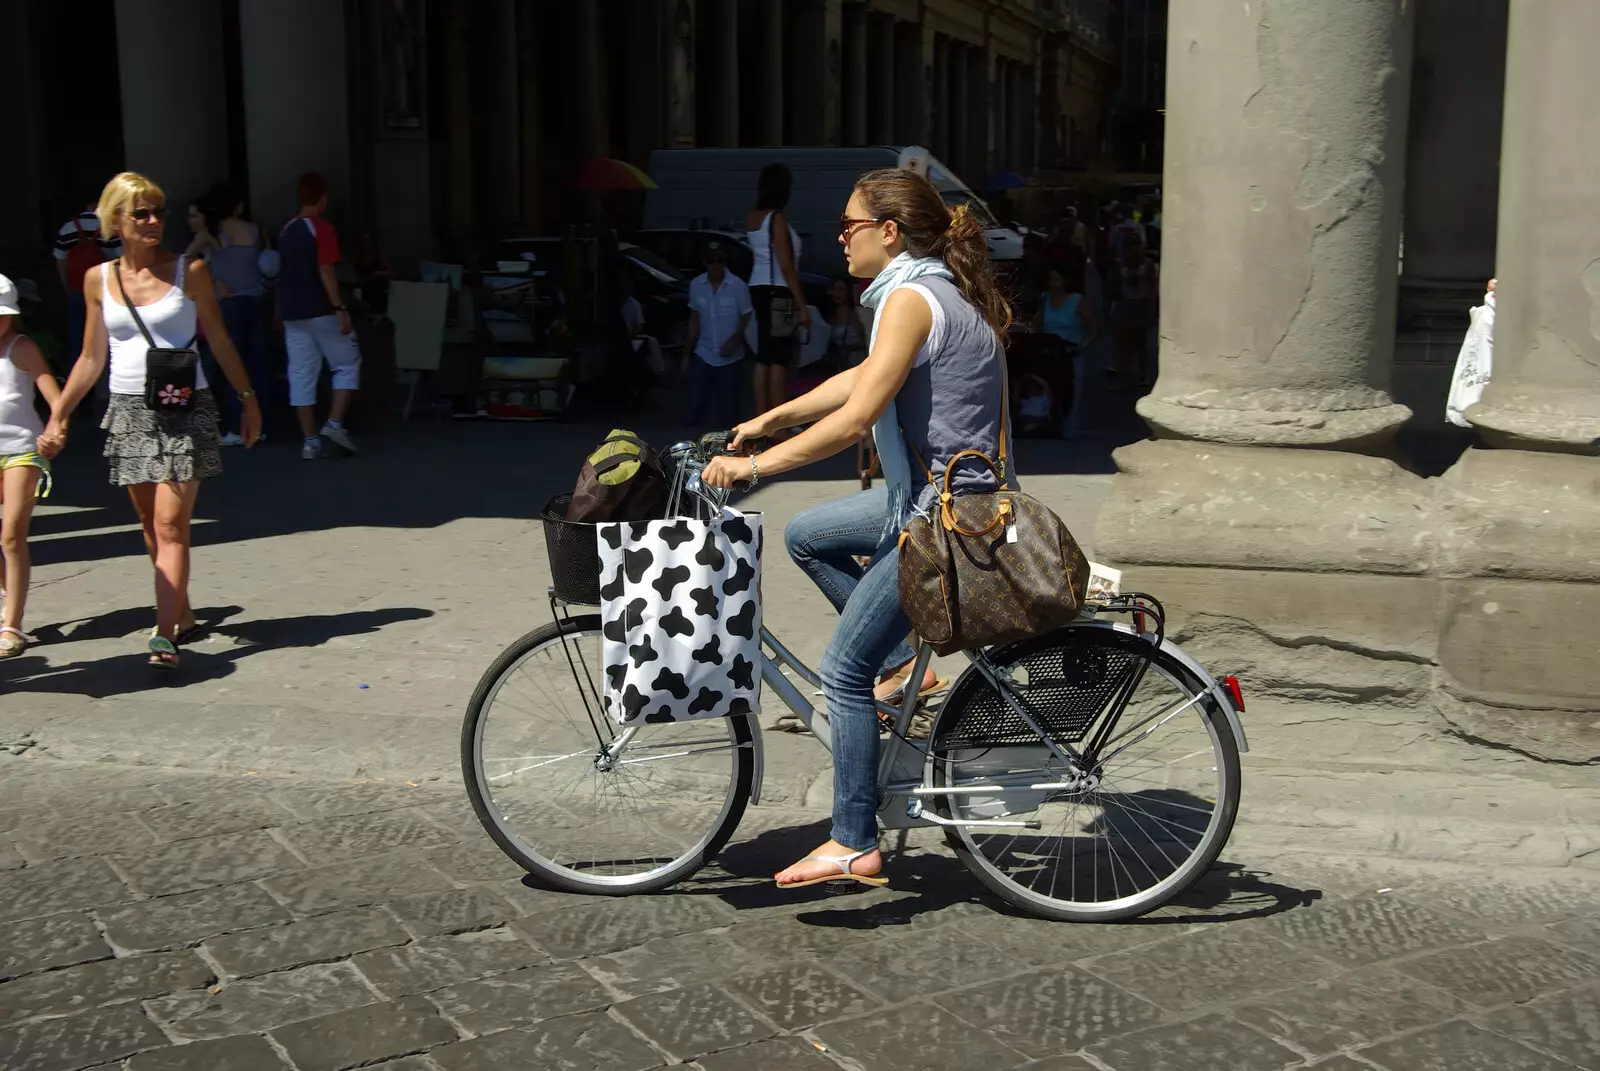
683,242,752,428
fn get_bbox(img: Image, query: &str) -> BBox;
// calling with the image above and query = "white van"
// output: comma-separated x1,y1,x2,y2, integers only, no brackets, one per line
643,146,1023,276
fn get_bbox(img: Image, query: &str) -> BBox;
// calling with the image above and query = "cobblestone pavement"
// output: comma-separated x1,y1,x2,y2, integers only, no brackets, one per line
3,755,1598,1071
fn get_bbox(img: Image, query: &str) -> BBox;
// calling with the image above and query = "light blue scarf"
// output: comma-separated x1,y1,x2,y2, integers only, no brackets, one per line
859,252,954,543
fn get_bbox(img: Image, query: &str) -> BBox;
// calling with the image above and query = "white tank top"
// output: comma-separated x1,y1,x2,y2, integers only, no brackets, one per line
102,259,208,396
746,210,802,288
0,335,44,455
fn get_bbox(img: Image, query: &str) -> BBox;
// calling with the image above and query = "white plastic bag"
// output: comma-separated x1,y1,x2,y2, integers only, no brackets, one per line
1446,291,1495,428
597,510,763,725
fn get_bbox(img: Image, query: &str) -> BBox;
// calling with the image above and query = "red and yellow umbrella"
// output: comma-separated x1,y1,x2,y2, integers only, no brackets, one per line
576,158,658,191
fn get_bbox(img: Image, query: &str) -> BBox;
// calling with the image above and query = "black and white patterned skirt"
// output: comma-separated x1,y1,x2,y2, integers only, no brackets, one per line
100,390,224,487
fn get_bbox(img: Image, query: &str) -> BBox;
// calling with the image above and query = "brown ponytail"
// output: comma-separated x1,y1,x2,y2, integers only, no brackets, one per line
854,169,1013,342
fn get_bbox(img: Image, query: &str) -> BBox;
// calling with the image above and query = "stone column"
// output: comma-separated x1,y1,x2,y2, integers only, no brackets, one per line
759,0,786,144
1135,0,1415,449
949,42,968,171
239,0,352,225
1433,0,1600,765
712,0,740,147
470,0,522,241
869,14,896,143
116,0,229,225
1093,1,1439,764
841,3,869,145
967,46,990,180
893,20,928,145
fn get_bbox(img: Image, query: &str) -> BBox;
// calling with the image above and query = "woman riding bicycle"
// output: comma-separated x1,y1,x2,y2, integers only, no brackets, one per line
702,169,1012,888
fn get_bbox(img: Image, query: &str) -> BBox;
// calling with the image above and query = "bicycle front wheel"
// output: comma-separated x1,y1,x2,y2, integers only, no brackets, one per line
461,614,755,895
930,625,1241,922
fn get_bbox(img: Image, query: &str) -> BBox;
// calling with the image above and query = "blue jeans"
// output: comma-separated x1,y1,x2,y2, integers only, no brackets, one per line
213,295,270,431
786,488,917,851
685,356,741,429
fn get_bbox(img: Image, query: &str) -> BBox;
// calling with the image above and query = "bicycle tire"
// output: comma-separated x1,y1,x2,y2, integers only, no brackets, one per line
461,615,756,896
930,625,1241,922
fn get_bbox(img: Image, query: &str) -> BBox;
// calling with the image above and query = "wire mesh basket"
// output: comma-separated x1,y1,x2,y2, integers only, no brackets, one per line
542,493,602,605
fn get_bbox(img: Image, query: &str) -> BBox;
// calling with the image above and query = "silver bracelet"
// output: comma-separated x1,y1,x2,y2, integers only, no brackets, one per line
749,455,760,486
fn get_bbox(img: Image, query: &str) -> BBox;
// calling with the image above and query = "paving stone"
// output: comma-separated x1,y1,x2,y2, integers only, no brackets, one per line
1232,966,1464,1057
0,1003,167,1071
1405,875,1600,926
360,1059,441,1071
1356,1019,1568,1071
388,887,518,939
270,784,451,821
1013,1059,1099,1071
514,895,736,959
148,776,294,810
144,961,380,1041
0,842,23,870
10,811,159,863
954,910,1182,965
423,841,533,885
1083,927,1339,1012
612,981,776,1062
1260,893,1491,966
73,785,170,818
280,809,458,866
271,994,459,1071
1474,984,1600,1069
99,882,292,953
1393,936,1600,1008
1085,1014,1302,1071
0,948,213,1026
692,1035,843,1071
724,913,901,961
732,961,878,1030
353,927,545,997
429,1010,664,1071
1301,1058,1379,1071
937,966,1162,1059
0,856,134,924
260,851,455,915
127,1034,293,1071
138,797,299,842
429,961,611,1034
0,912,113,981
0,806,59,835
480,876,581,918
204,905,410,978
844,923,1039,1001
1545,914,1600,959
579,930,749,999
112,830,304,898
811,1000,1028,1071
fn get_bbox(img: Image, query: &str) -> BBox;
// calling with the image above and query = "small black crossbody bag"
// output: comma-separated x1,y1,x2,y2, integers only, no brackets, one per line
114,261,198,411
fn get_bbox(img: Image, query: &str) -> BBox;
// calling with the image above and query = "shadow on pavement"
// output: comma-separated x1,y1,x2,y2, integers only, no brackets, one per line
0,607,434,699
28,605,246,647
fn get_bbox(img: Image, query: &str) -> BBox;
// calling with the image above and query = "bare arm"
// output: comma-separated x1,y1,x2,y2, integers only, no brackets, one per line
712,289,929,486
8,337,61,410
683,309,700,367
769,213,811,326
188,260,263,445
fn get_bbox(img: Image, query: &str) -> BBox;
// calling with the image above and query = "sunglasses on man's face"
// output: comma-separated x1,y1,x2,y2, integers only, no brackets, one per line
705,256,726,266
130,206,166,223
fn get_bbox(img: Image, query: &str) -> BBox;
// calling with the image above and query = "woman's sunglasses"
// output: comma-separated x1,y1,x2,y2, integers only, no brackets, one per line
839,217,888,240
130,206,166,223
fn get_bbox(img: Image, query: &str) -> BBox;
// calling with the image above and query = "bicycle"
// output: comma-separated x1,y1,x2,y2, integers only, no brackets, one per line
462,432,1249,922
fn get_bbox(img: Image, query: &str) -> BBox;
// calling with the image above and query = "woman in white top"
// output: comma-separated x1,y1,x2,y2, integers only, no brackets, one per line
0,274,62,658
745,163,811,420
38,172,262,671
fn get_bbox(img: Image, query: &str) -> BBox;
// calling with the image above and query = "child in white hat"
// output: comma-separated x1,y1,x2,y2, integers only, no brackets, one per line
0,273,61,657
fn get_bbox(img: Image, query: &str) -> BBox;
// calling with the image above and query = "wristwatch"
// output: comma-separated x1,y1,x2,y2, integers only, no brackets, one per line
238,389,256,400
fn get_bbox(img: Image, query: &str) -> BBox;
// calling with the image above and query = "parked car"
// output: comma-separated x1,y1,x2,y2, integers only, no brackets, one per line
495,237,691,352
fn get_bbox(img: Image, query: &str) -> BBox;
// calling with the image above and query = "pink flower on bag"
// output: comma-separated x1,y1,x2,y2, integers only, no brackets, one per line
158,385,192,406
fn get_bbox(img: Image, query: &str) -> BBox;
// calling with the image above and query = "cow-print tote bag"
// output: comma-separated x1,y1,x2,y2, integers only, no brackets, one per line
597,510,763,725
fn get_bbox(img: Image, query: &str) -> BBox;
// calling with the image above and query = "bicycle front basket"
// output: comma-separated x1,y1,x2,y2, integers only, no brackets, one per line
542,493,602,605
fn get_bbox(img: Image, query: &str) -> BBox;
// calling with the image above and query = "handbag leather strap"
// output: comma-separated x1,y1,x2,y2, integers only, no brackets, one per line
902,332,1013,525
113,260,198,351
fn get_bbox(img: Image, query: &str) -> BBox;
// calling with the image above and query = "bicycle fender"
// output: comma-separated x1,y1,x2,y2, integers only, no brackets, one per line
749,714,767,805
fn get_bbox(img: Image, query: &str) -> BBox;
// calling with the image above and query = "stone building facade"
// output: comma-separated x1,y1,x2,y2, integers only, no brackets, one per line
1094,0,1599,764
0,0,1120,276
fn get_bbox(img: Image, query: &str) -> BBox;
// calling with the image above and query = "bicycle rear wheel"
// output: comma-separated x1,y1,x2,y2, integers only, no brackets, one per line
929,625,1240,922
461,614,755,895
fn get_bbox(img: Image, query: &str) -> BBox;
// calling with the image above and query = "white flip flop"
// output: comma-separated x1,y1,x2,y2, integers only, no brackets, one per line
776,849,889,889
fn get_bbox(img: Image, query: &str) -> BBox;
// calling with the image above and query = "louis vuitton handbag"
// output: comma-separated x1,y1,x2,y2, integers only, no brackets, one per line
896,385,1090,656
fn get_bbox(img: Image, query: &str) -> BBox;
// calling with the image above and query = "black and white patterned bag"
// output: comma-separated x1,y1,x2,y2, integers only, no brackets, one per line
597,511,763,725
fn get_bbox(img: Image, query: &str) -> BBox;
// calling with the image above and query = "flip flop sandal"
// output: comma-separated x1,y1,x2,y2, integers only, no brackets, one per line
148,636,180,670
151,622,204,646
878,675,950,705
775,848,889,889
0,627,35,659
